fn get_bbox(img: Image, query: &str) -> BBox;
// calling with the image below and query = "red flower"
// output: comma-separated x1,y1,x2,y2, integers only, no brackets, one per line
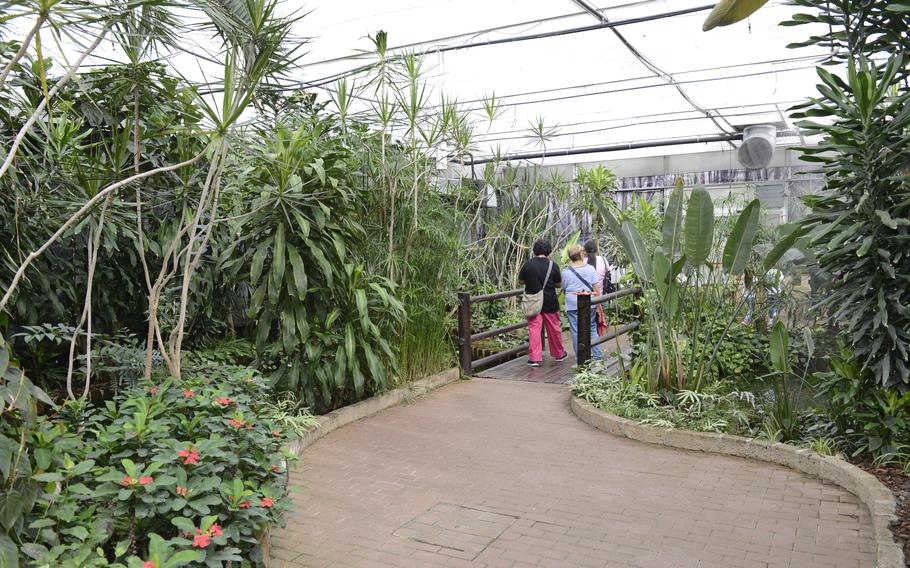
216,397,232,406
121,475,136,487
271,430,281,437
227,418,243,429
150,387,159,395
138,476,153,486
143,562,155,568
271,465,281,473
238,501,252,509
208,524,223,538
192,529,211,548
176,485,188,497
177,447,201,465
182,390,195,397
246,423,253,430
260,497,274,508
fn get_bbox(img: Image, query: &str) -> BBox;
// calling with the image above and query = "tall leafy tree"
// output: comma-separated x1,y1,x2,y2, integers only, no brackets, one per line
786,2,910,387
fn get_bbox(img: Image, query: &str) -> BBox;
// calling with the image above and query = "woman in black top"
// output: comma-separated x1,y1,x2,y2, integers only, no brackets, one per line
518,238,568,367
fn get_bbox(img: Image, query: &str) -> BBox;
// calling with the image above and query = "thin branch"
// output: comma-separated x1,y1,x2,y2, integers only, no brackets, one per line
0,14,46,92
0,151,206,313
0,22,111,181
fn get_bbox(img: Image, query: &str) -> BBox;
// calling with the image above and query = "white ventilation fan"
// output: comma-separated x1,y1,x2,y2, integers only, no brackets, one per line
737,124,777,170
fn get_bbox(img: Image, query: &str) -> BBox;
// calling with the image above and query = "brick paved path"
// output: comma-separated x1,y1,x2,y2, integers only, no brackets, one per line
272,379,875,568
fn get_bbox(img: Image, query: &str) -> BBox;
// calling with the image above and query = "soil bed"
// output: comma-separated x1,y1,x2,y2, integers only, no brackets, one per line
852,457,910,566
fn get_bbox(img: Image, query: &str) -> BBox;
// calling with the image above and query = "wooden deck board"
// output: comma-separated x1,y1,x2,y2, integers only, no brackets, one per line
475,330,631,384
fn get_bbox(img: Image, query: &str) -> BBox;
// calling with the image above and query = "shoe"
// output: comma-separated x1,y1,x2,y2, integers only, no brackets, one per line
554,354,568,362
527,361,541,367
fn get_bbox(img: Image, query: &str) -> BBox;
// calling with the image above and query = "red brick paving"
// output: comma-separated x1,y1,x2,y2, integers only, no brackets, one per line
272,379,875,568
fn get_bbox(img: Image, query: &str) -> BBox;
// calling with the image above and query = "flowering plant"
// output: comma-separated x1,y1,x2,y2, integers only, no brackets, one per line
11,364,294,567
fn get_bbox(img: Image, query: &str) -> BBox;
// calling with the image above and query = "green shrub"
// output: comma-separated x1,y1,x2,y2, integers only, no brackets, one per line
810,348,910,459
2,364,293,567
572,364,758,435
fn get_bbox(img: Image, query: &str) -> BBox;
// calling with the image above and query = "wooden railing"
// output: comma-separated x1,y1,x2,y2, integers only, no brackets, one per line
575,287,642,364
456,286,642,375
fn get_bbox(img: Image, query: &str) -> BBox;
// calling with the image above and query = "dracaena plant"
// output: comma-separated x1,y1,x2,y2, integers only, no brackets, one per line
599,179,800,393
793,56,910,387
219,115,403,411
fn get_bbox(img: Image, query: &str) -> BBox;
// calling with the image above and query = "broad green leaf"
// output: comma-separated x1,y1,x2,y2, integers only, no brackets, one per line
0,532,18,568
333,348,346,388
249,241,270,285
653,248,670,296
875,209,899,229
272,224,286,287
722,199,760,275
287,246,308,301
355,289,369,331
0,490,23,530
857,236,873,257
352,359,365,398
70,459,95,476
344,324,355,363
770,321,789,374
763,225,806,271
31,472,63,483
684,187,714,266
662,180,685,257
621,220,652,283
703,0,770,30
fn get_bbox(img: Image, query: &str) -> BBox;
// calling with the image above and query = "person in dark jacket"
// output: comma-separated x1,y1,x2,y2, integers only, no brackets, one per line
518,238,567,367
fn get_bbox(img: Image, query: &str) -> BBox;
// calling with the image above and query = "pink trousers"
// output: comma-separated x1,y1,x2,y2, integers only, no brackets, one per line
527,312,566,363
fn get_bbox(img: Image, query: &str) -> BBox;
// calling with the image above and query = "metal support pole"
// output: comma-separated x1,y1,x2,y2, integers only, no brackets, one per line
577,294,592,365
457,292,473,375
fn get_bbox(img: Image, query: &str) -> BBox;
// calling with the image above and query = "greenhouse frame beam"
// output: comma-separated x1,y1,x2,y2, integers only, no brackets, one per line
289,4,716,90
461,133,744,165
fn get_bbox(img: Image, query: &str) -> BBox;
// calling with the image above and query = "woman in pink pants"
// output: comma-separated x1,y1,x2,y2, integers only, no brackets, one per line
517,238,568,367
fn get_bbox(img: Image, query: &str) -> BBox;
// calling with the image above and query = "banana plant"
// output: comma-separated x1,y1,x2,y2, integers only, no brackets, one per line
598,179,801,393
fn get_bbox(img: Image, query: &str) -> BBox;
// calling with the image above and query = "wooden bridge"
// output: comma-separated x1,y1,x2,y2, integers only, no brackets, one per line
456,286,642,383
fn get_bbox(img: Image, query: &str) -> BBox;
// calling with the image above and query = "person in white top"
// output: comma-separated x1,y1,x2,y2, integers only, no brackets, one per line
584,239,614,294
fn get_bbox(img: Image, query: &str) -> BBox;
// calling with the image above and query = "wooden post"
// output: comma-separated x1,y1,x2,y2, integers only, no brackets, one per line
577,293,592,365
457,292,473,375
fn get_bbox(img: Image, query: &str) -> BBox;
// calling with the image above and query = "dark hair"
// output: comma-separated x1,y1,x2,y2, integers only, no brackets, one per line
532,238,552,256
584,238,598,267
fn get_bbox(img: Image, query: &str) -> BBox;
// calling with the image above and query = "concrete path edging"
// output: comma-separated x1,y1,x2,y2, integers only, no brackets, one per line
286,367,461,456
570,394,905,568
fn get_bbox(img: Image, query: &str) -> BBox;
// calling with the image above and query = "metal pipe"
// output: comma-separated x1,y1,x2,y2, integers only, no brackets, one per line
590,287,642,306
591,321,640,348
463,133,744,165
471,321,528,342
470,288,523,303
471,343,530,371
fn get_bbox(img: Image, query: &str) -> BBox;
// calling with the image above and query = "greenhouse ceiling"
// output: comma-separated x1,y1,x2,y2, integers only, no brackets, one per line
58,0,831,165
288,0,828,164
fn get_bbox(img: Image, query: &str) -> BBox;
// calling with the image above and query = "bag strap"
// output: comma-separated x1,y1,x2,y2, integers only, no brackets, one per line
567,266,594,292
542,260,553,290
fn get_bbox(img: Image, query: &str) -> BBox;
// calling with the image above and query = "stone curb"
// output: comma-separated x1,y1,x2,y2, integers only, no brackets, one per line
286,367,461,456
569,394,905,568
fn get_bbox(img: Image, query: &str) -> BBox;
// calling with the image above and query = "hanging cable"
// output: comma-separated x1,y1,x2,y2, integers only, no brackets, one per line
299,0,668,69
570,0,737,146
